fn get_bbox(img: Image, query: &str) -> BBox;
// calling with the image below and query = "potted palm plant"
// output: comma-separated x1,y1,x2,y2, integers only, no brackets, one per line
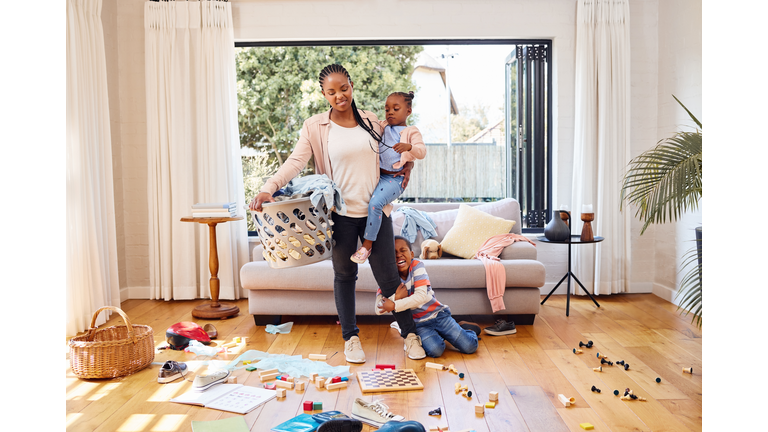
620,95,702,327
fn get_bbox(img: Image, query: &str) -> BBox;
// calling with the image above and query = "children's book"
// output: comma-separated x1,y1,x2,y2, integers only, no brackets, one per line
191,416,250,432
170,384,276,414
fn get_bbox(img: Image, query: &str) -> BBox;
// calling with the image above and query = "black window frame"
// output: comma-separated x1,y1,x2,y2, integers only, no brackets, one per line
235,39,553,235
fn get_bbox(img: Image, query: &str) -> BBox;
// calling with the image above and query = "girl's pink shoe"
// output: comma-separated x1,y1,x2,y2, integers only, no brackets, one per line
350,246,371,264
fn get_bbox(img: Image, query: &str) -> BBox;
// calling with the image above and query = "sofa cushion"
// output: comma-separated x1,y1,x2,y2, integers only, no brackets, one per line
439,204,516,259
392,199,522,257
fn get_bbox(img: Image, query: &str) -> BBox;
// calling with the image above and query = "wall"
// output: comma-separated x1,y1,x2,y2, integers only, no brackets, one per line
652,0,703,303
104,0,696,299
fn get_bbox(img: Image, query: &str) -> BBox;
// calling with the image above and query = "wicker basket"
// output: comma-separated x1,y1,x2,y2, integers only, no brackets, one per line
68,306,155,379
251,196,334,269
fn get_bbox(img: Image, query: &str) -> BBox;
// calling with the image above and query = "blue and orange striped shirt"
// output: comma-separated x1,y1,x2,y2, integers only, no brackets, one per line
376,259,448,323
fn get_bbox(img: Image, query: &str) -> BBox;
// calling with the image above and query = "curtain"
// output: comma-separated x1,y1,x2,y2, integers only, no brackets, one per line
571,0,631,295
66,0,120,336
144,1,248,301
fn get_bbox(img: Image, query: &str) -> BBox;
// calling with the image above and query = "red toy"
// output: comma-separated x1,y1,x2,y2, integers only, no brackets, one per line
303,401,314,411
375,364,396,370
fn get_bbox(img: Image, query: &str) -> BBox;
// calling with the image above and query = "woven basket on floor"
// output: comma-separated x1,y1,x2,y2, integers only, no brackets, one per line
68,306,154,379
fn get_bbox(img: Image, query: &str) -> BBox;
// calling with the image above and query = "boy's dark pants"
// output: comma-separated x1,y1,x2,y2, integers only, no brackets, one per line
331,212,417,340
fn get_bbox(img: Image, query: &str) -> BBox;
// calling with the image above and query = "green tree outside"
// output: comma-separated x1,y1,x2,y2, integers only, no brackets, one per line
236,46,424,171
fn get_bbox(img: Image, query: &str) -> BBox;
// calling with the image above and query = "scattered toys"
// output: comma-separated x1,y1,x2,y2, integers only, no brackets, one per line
580,422,594,430
426,362,447,371
573,348,583,354
227,376,237,384
655,377,662,383
303,400,315,411
596,352,608,359
558,394,575,407
489,391,499,402
309,354,327,361
601,358,613,366
429,407,442,416
683,367,694,374
276,388,286,398
593,366,602,372
485,401,496,409
375,364,396,370
623,363,630,371
614,389,620,396
296,381,305,391
616,360,625,366
579,341,594,349
459,372,465,379
591,385,601,393
475,404,485,414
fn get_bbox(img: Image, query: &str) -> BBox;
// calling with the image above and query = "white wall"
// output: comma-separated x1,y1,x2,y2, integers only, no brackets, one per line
103,0,700,300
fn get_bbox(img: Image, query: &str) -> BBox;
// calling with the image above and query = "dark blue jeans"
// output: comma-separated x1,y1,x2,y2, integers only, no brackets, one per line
416,309,479,357
331,212,417,341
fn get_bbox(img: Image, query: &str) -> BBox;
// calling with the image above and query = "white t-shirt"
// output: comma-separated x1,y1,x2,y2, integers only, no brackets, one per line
327,120,378,218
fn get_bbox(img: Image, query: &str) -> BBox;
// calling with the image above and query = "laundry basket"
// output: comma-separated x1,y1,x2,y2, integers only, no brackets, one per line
251,196,334,268
68,306,154,379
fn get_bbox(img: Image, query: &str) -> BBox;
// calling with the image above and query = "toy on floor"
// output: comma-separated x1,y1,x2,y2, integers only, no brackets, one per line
579,340,593,349
623,363,630,370
558,394,574,407
656,377,662,383
573,348,583,354
591,385,601,393
580,423,594,430
683,367,693,374
429,407,442,416
593,366,602,372
601,358,613,366
357,369,424,393
426,362,446,371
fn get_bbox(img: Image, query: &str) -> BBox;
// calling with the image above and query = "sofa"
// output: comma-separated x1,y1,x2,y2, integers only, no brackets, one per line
240,198,546,326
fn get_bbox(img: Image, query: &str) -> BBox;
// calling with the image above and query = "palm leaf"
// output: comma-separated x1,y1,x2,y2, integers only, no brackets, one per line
621,98,702,234
675,244,702,327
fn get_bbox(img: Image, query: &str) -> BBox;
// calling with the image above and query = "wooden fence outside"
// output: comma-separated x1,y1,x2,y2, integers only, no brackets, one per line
400,143,508,199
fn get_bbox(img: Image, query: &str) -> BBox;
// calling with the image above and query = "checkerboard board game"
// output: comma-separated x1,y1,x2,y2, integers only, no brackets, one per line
356,368,424,393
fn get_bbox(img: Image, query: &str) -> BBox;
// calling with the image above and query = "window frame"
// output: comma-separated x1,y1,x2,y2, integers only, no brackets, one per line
235,38,553,235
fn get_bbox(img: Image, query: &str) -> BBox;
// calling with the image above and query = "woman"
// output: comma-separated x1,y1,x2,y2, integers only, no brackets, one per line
249,64,426,362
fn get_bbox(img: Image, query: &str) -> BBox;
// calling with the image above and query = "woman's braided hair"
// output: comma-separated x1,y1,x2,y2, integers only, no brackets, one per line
318,64,382,144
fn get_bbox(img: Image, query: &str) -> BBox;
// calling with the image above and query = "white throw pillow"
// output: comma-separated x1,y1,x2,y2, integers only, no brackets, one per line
439,204,516,259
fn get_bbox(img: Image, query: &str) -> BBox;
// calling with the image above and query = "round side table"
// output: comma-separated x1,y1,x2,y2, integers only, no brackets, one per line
537,235,604,316
181,216,243,319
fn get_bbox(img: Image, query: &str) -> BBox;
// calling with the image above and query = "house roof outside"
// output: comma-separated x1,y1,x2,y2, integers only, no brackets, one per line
414,51,459,115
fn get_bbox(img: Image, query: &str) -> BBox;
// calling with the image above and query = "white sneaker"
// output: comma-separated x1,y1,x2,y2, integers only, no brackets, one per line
192,369,230,392
350,398,405,427
345,336,366,363
404,333,426,360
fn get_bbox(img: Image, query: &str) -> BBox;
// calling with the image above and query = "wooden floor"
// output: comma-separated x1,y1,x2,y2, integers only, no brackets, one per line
66,294,702,432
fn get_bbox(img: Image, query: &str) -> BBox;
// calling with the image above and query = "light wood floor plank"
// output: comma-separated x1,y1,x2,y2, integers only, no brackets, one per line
65,295,703,432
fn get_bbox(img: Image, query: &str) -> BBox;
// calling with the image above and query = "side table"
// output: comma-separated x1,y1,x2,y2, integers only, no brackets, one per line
537,235,604,316
180,216,243,319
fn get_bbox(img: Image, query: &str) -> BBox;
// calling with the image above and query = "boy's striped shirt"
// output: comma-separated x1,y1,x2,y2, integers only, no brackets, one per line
403,259,446,323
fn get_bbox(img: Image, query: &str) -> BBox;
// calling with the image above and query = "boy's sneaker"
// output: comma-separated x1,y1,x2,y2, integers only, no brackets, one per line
351,398,405,427
458,321,482,337
317,418,363,432
345,336,366,363
192,369,230,391
157,360,188,383
404,333,426,359
350,246,371,264
484,319,517,336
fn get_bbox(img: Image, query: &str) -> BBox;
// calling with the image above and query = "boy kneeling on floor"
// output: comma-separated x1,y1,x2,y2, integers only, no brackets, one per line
376,236,481,357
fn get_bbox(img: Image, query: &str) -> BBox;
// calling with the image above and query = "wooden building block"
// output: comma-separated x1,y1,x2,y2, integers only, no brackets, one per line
259,368,279,376
485,402,496,409
429,427,439,432
426,362,446,371
309,353,327,360
475,404,485,414
310,372,318,381
296,381,305,391
558,394,572,407
313,401,323,410
276,388,286,398
592,367,602,372
315,377,325,389
303,401,314,411
276,380,294,389
260,372,280,382
227,376,237,384
286,376,295,383
264,383,277,390
325,377,334,387
579,423,594,430
489,391,499,402
326,381,349,391
375,364,396,370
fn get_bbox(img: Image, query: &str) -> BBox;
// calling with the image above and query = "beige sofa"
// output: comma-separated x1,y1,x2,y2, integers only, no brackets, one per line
240,199,545,325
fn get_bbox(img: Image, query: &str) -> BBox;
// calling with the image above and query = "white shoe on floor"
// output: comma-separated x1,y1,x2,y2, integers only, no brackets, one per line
192,369,230,392
345,336,366,363
404,333,426,360
350,397,405,427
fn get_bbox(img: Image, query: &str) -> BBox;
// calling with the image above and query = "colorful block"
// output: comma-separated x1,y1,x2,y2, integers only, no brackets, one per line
332,376,342,383
485,402,496,409
313,401,323,410
303,401,314,411
489,391,499,402
341,376,349,382
375,364,396,370
276,388,286,398
264,383,276,390
580,423,594,430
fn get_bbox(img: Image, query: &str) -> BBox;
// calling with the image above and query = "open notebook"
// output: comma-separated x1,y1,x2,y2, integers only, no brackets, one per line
170,384,276,414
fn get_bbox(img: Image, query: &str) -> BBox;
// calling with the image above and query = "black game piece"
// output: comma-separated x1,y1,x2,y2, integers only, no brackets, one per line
429,407,442,416
591,385,601,393
624,363,630,370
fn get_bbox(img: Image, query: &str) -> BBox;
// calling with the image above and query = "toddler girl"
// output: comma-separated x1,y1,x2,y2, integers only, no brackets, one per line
351,91,426,263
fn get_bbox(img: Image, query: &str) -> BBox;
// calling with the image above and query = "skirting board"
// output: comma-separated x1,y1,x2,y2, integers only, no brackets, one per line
121,286,249,300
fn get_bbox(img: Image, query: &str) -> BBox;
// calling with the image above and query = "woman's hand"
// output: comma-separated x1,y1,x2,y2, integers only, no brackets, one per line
249,192,275,212
394,161,414,190
378,298,396,313
393,142,412,154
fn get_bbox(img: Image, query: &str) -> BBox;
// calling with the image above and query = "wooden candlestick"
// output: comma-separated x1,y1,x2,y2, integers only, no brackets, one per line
580,213,594,242
560,211,570,228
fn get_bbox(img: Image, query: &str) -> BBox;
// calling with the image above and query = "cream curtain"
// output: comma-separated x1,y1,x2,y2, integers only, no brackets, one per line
571,0,632,295
145,1,248,301
66,0,120,335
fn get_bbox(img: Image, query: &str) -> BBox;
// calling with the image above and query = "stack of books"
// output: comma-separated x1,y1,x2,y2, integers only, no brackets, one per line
191,202,237,218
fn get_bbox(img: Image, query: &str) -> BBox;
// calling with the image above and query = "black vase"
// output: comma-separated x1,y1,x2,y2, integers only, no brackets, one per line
544,210,571,241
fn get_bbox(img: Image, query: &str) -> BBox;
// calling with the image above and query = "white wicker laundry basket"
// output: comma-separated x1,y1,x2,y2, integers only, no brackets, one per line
251,197,334,268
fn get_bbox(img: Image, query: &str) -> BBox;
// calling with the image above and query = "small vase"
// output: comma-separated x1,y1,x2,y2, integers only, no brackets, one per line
544,210,571,241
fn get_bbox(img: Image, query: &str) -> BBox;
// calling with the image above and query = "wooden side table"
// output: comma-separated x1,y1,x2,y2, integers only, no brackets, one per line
180,216,243,319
